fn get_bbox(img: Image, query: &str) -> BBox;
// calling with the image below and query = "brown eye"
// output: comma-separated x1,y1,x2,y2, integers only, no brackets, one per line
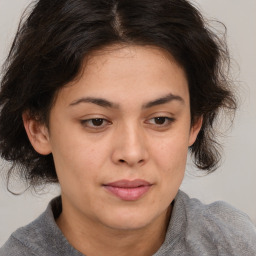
154,117,167,125
81,118,110,129
91,119,104,126
146,116,175,127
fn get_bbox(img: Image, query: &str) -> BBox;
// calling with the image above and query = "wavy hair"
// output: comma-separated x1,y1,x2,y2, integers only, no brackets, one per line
0,0,236,188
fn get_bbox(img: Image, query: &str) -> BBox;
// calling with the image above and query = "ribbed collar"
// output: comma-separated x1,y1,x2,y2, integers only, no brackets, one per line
14,190,187,256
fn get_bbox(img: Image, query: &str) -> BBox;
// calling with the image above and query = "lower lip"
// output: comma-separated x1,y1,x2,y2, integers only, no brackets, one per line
104,185,151,201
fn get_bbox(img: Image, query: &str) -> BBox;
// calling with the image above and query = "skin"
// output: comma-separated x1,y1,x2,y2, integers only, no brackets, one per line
23,44,202,256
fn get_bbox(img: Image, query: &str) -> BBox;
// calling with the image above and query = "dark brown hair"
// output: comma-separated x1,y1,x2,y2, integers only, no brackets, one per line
0,0,236,188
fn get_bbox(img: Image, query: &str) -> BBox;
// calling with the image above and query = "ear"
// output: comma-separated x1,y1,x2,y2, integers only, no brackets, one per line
22,112,52,155
188,116,203,146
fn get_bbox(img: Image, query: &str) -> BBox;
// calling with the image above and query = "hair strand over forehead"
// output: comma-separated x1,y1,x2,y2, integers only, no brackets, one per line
0,0,236,190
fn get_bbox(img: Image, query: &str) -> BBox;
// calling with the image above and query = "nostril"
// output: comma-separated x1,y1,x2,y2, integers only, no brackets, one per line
118,159,144,164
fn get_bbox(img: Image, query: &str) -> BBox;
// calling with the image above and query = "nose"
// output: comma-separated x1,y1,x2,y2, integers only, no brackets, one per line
111,123,149,167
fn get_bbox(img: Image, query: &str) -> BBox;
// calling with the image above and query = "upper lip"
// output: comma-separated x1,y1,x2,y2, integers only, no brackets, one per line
104,179,151,188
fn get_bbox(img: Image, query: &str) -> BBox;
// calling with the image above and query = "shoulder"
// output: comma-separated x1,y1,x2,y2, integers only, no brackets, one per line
0,196,83,256
0,196,62,256
0,205,52,256
177,190,256,255
179,190,255,234
0,235,37,256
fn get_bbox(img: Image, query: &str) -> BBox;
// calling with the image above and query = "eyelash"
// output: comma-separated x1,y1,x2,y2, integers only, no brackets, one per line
146,116,175,126
80,116,175,130
80,118,111,129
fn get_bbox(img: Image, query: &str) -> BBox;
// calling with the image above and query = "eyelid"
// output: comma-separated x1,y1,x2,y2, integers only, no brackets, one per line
80,117,112,129
144,113,176,129
147,116,174,124
145,111,175,120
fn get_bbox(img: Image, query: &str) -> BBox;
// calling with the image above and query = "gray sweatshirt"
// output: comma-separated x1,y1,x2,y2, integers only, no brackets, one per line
1,190,256,256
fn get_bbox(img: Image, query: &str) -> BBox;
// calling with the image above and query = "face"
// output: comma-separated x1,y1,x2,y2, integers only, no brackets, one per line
25,44,201,231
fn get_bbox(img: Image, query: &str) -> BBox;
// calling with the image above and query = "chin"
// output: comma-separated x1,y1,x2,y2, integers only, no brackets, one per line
99,206,167,231
104,218,153,231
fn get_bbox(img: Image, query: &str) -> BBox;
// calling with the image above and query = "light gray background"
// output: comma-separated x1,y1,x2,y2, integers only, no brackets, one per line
0,0,255,246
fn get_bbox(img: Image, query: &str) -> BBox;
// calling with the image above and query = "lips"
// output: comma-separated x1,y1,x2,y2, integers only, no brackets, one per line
103,179,152,201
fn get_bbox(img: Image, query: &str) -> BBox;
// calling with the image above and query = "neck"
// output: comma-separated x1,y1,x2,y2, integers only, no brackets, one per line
56,203,172,256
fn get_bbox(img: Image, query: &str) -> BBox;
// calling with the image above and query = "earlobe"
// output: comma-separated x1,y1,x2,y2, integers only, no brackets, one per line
188,116,203,146
22,113,52,155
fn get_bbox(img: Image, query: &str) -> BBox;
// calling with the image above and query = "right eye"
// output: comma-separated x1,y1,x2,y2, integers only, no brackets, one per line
80,118,111,129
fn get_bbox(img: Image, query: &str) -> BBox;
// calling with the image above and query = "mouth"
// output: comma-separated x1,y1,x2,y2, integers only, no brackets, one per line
103,179,152,201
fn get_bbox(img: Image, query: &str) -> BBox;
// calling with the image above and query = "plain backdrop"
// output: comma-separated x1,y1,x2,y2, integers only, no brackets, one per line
0,0,256,246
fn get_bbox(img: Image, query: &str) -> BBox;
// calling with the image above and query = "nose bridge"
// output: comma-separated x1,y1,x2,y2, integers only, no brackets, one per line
112,120,148,166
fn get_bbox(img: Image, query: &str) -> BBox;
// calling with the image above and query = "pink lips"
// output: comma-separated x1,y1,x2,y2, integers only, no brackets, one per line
103,179,152,201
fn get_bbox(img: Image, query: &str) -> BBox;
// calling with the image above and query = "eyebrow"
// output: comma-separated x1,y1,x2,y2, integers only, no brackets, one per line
142,93,184,109
69,97,119,108
69,93,184,109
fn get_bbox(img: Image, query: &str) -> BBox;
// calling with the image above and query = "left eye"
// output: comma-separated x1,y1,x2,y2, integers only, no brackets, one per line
81,118,110,128
147,117,174,126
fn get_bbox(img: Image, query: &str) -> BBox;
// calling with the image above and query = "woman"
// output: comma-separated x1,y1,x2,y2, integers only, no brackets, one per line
0,0,255,255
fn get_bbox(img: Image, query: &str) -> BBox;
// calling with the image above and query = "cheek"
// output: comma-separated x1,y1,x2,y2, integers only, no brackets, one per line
50,130,111,185
154,135,189,168
150,130,190,189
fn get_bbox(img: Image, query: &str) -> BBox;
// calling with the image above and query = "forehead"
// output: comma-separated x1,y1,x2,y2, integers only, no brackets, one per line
81,44,185,84
56,44,189,108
